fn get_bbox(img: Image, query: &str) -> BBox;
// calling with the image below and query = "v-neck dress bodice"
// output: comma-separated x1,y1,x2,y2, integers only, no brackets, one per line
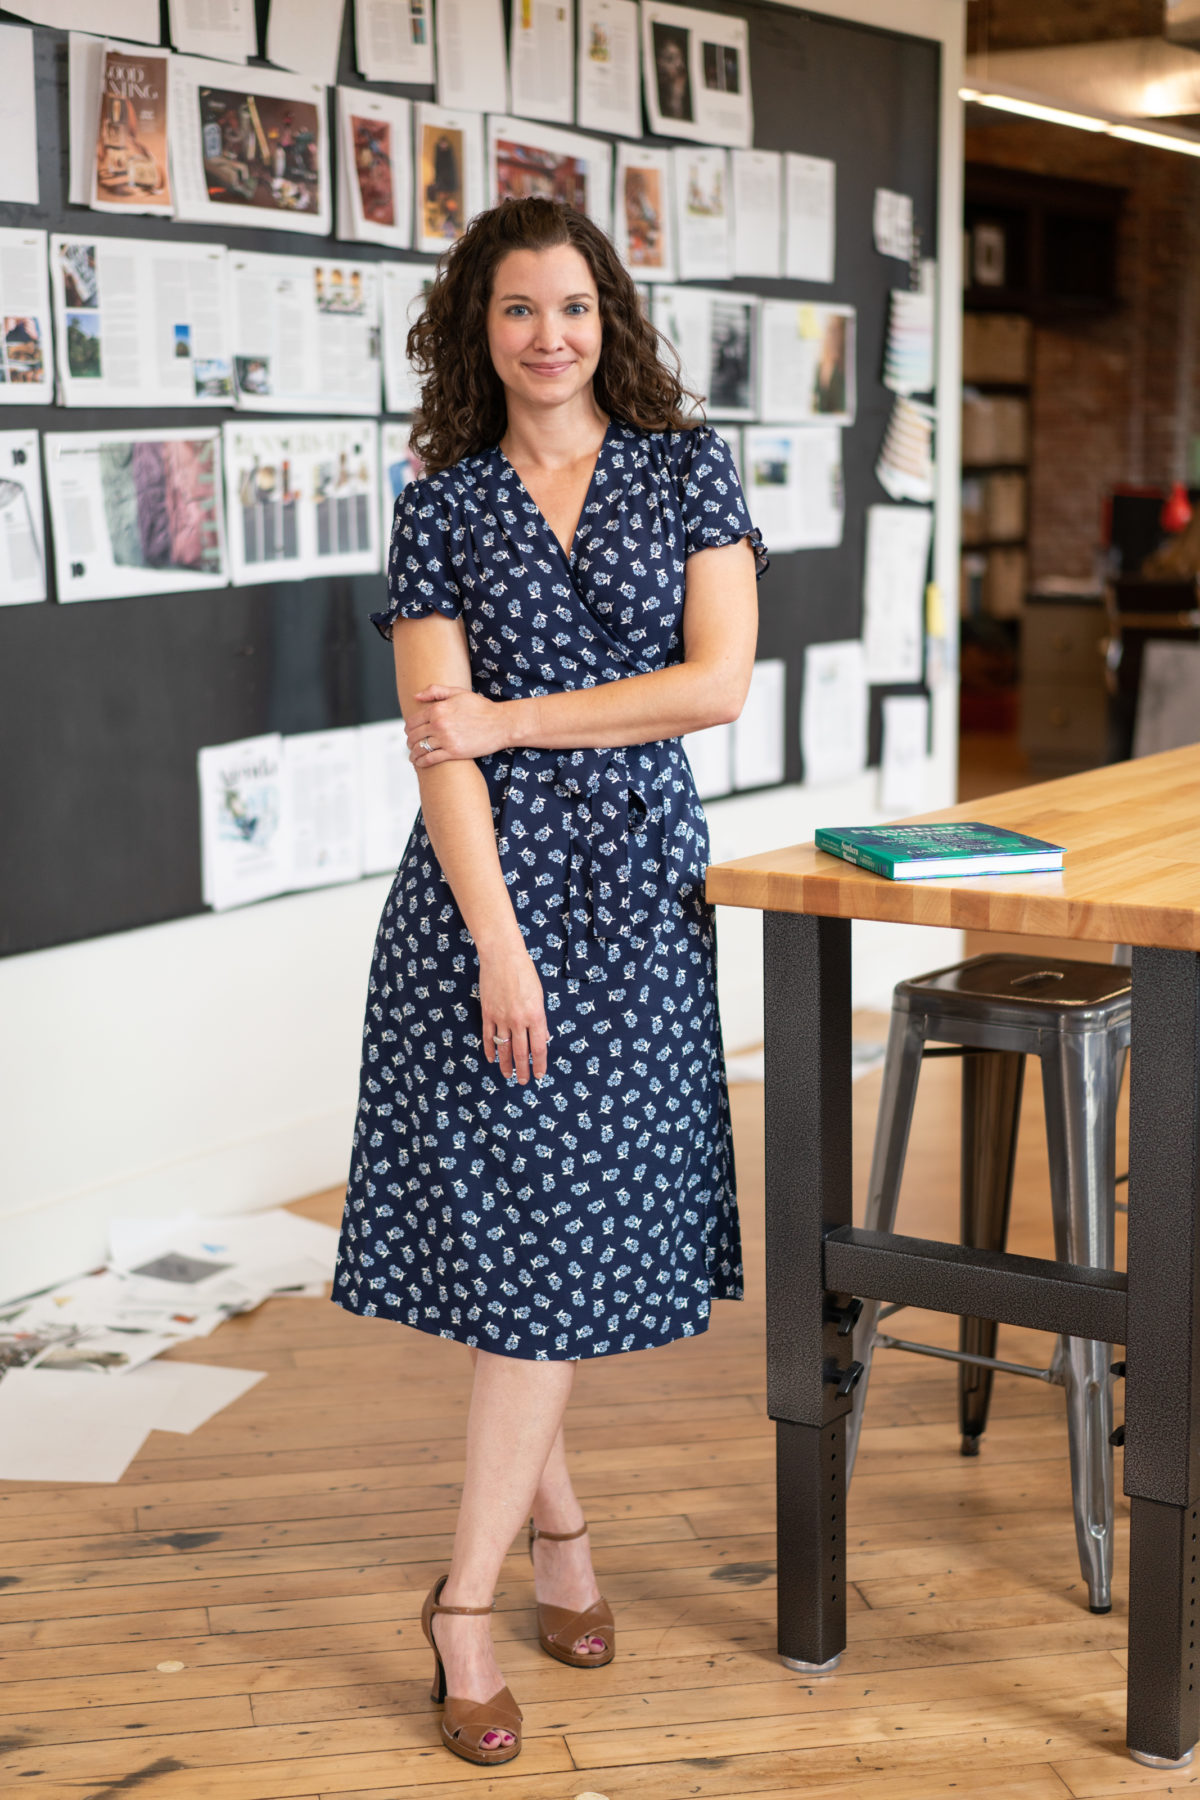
331,422,768,1359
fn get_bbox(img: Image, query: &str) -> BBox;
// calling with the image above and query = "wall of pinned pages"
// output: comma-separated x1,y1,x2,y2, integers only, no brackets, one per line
0,0,963,1303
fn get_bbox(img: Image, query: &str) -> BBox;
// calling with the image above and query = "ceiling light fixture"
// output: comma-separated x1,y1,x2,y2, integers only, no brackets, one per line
960,85,1200,157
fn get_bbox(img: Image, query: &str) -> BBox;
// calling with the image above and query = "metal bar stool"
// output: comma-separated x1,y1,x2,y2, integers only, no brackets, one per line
846,953,1131,1613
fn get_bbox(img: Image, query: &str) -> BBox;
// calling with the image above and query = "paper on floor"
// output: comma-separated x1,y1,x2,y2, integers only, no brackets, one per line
0,1366,180,1483
123,1360,266,1432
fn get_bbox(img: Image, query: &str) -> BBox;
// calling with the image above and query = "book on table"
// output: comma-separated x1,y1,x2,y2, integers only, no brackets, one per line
814,822,1066,881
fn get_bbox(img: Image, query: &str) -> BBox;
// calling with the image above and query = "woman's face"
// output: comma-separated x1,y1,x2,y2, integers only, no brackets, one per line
487,244,602,415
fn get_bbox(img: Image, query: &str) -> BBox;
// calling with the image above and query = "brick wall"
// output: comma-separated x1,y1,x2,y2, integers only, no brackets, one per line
966,116,1200,579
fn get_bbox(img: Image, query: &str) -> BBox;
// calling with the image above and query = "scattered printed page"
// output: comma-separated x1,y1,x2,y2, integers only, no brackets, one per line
880,693,930,814
284,729,365,890
874,187,914,261
359,717,421,874
0,25,38,205
641,1,752,148
91,39,174,214
168,0,256,63
759,299,856,427
228,250,380,415
13,1,160,42
380,264,429,413
0,228,53,406
170,56,332,236
0,1367,179,1485
862,503,933,684
672,146,730,281
652,287,756,421
613,142,674,282
801,640,868,787
354,0,434,84
50,234,233,408
44,427,229,602
414,102,485,254
266,0,347,84
198,732,289,911
784,152,835,283
436,0,507,113
223,418,380,586
336,89,412,251
682,720,732,800
577,0,640,140
0,430,47,605
732,658,785,788
731,149,781,279
123,1361,267,1433
743,424,843,552
510,0,574,125
487,116,613,236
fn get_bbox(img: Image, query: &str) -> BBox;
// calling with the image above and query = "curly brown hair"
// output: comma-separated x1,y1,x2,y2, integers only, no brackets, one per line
407,197,700,474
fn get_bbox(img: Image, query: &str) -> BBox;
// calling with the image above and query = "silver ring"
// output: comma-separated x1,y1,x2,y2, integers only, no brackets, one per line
419,737,433,753
494,1034,510,1044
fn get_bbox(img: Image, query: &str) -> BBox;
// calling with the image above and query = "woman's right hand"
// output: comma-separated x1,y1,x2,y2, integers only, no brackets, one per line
479,945,551,1084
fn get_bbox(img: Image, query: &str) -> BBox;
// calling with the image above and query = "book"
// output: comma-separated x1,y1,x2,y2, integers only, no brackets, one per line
814,821,1065,881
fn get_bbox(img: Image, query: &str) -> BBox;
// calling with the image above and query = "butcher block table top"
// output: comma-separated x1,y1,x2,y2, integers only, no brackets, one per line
704,743,1200,950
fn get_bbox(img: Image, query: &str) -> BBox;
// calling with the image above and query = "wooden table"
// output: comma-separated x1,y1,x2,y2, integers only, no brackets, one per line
705,743,1200,1769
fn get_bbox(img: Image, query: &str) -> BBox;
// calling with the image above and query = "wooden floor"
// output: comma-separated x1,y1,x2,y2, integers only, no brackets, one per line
1,1042,1175,1800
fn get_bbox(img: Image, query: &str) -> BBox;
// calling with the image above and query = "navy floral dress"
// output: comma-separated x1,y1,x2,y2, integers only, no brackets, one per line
331,420,769,1359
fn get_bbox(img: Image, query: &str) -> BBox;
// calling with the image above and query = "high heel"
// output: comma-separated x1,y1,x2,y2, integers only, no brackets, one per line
528,1518,616,1667
420,1574,522,1765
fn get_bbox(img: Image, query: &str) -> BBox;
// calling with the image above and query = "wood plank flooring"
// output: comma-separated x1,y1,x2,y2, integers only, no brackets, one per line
1,1036,1174,1800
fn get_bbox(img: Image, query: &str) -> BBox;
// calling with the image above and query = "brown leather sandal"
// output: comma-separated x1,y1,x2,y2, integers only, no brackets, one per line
420,1574,522,1765
527,1518,616,1668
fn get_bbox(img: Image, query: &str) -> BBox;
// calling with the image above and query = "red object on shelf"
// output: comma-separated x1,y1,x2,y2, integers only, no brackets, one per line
1161,481,1193,534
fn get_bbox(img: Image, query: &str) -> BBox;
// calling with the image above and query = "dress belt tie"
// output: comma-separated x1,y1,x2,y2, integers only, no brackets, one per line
495,745,653,980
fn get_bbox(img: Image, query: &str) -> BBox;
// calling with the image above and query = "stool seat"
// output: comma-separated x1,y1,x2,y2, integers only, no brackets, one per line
848,951,1131,1613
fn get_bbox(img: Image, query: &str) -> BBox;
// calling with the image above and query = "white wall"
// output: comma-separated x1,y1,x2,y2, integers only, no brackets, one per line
0,0,965,1308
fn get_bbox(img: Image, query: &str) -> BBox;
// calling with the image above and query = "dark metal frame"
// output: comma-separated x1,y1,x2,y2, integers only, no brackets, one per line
764,914,1200,1764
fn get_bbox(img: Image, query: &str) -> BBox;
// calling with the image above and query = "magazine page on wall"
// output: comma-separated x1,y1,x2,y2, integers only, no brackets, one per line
0,429,47,606
613,142,674,283
354,0,434,84
640,1,752,149
731,149,782,279
0,228,53,407
198,733,289,912
672,145,730,281
435,0,508,112
44,426,230,603
18,1,159,39
222,418,380,585
577,0,641,140
742,423,844,552
228,250,381,414
335,90,413,251
651,286,756,422
758,299,857,428
50,235,233,408
168,0,256,63
169,56,332,236
380,264,429,414
510,0,574,126
380,421,423,567
413,103,485,256
90,40,174,215
486,116,613,236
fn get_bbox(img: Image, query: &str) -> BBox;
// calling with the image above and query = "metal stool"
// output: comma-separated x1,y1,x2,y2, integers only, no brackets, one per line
846,953,1131,1613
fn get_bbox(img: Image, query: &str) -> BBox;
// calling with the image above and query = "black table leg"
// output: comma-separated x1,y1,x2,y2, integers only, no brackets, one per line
764,912,856,1671
1124,946,1200,1768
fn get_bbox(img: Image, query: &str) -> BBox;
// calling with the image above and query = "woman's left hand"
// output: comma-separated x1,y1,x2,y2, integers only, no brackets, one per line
406,685,509,766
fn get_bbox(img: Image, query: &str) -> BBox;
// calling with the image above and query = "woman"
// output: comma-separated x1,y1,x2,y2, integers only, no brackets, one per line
331,196,766,1767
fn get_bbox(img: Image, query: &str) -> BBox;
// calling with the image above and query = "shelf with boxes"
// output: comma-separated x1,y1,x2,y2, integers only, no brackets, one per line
960,312,1032,624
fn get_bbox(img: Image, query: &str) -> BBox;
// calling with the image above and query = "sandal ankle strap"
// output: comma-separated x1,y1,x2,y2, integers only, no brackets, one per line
528,1517,589,1543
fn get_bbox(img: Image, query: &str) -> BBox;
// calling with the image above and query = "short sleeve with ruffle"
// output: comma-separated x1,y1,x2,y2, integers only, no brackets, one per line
370,475,464,640
671,424,770,579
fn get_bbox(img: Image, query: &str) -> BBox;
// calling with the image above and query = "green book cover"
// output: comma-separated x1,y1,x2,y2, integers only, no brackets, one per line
815,822,1065,881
